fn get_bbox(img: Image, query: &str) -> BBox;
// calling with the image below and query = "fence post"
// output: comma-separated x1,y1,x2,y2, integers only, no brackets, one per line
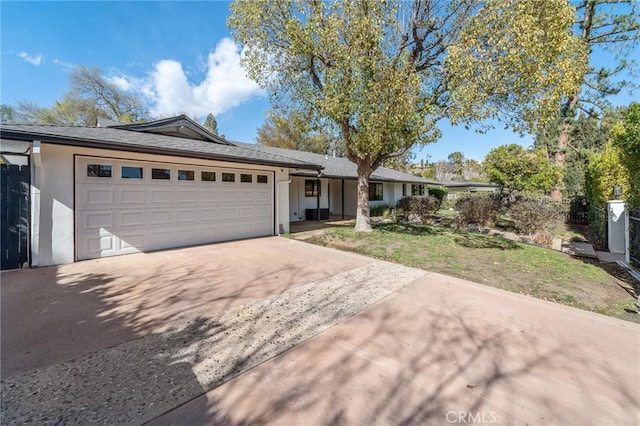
607,200,626,254
624,203,630,264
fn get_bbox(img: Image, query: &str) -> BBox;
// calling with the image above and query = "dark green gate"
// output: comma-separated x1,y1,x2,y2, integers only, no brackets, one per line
1,163,30,270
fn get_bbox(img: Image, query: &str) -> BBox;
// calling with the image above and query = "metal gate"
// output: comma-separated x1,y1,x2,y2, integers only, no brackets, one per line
1,163,30,270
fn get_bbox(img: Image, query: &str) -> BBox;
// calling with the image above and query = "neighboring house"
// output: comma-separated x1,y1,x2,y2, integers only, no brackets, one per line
437,181,500,198
0,116,320,269
234,143,433,222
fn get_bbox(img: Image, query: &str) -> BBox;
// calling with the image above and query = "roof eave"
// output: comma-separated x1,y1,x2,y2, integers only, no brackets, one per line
0,129,323,171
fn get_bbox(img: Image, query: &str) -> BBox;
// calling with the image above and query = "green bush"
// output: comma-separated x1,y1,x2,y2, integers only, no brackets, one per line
398,196,441,217
455,194,501,226
370,203,396,217
508,199,562,234
427,185,448,202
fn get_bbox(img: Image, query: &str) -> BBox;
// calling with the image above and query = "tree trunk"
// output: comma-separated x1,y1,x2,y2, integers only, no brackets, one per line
354,161,373,232
551,119,571,200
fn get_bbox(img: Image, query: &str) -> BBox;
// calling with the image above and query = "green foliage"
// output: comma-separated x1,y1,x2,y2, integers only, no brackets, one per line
534,107,628,197
203,113,219,135
484,144,561,195
584,103,639,209
584,142,629,208
455,193,501,227
447,151,465,179
508,199,562,234
229,0,585,231
427,186,448,202
610,102,640,209
446,0,588,134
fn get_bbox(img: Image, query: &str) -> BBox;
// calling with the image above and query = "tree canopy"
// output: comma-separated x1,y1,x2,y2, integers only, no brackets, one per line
229,0,585,231
256,110,339,155
484,144,561,195
12,66,149,126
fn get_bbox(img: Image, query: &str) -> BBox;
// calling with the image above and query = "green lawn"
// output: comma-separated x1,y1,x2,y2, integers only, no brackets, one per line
294,222,639,323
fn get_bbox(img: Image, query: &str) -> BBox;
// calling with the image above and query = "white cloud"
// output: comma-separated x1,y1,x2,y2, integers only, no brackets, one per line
18,51,43,66
146,38,265,118
108,75,133,91
53,59,74,70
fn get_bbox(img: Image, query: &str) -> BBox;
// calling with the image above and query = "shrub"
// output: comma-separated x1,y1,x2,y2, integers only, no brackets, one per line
370,203,396,217
427,185,448,202
455,193,501,226
398,196,441,218
508,199,561,234
532,230,554,248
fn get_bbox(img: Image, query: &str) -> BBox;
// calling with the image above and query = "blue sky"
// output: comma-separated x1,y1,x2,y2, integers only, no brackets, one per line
1,1,637,162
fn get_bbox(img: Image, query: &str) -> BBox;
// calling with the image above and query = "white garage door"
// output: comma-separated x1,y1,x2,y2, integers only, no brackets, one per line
75,156,274,260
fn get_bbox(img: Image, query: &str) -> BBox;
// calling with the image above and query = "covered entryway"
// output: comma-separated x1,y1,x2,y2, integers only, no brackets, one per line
1,163,30,270
75,156,274,260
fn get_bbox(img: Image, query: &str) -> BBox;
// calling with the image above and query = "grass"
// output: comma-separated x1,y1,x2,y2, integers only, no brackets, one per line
295,222,639,323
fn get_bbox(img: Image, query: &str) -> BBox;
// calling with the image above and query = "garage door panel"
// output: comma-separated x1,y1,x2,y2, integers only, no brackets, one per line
76,157,274,260
219,191,238,202
150,189,173,203
238,207,254,219
120,189,146,204
200,208,217,221
150,210,173,225
178,190,198,203
177,209,198,224
219,208,237,220
83,188,114,205
201,191,217,202
119,234,145,251
83,212,114,229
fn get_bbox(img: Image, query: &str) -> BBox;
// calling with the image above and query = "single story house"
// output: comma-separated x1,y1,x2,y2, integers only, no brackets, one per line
0,115,430,269
233,143,432,222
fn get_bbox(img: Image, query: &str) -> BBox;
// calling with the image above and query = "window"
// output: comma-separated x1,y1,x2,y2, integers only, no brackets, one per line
402,183,407,196
152,168,171,180
122,166,143,179
178,170,195,181
201,171,216,182
87,164,112,178
412,184,425,196
257,175,268,184
305,179,320,197
369,183,383,201
222,172,235,182
240,173,252,183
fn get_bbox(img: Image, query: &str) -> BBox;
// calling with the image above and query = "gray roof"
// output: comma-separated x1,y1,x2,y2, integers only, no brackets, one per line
111,115,233,145
233,142,433,184
0,124,322,170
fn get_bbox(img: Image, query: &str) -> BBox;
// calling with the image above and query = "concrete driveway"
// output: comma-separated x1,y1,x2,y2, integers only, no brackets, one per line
2,237,639,425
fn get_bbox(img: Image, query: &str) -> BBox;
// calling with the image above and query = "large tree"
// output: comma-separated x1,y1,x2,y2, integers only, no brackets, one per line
229,0,585,231
15,66,148,126
548,0,639,199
